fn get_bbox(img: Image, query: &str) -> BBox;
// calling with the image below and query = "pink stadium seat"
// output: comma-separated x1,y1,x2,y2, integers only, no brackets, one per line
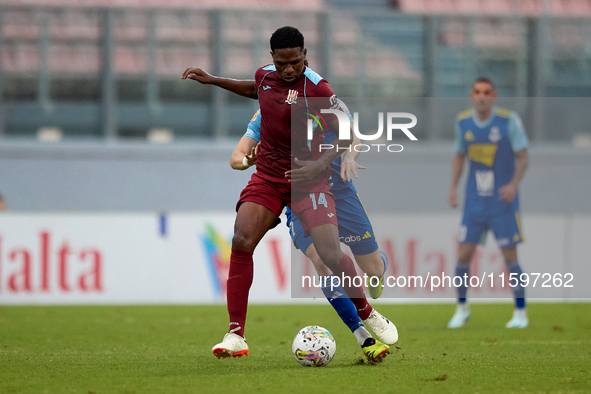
440,20,466,46
454,0,482,14
399,0,426,13
481,0,512,14
115,49,147,74
1,10,39,39
49,46,100,73
51,25,100,41
564,0,591,14
157,52,209,76
519,0,542,15
399,0,591,15
1,48,39,72
2,23,39,39
225,53,253,76
473,23,523,49
0,0,323,9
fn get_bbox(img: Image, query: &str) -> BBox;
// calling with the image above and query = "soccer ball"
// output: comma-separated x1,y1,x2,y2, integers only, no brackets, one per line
292,325,336,367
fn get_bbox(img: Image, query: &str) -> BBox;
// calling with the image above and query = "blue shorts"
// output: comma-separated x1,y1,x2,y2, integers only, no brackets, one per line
459,210,524,248
289,194,379,256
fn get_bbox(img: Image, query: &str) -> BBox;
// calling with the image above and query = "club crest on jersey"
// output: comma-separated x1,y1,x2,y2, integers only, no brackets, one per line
329,94,339,109
285,89,298,105
489,126,501,143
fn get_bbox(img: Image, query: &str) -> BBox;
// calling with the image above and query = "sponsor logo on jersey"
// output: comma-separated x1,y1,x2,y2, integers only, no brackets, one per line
489,126,501,142
465,130,475,141
362,231,372,240
468,144,498,167
340,235,362,243
285,89,298,104
475,170,495,196
249,109,260,123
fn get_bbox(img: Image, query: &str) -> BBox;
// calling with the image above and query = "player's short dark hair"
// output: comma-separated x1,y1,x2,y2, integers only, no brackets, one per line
270,26,304,52
474,77,495,89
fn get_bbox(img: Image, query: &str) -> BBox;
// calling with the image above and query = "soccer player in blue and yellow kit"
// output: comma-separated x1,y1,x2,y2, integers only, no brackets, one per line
448,78,529,328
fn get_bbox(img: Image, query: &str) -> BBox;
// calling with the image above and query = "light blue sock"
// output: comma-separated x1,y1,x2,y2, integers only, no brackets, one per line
320,275,363,332
507,260,526,309
456,263,470,304
380,251,388,276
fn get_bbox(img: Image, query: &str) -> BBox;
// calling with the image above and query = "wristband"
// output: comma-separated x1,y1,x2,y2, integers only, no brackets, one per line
243,157,251,168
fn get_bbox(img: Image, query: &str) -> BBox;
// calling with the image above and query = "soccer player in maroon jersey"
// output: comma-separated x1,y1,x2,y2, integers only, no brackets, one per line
182,26,390,362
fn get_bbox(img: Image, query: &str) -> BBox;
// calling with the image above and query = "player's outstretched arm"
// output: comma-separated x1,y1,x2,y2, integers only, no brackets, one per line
230,137,259,170
449,153,465,207
499,149,528,203
181,68,258,99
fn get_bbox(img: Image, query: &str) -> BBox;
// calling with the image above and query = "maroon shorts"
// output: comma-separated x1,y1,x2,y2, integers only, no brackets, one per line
291,190,338,232
237,172,338,232
236,172,290,218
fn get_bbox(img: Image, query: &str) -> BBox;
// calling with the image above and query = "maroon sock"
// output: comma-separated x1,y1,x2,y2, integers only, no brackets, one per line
331,253,373,320
226,249,253,338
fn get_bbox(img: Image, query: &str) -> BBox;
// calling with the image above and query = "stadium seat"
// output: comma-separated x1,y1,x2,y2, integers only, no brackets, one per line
398,0,591,15
1,48,39,72
1,0,323,9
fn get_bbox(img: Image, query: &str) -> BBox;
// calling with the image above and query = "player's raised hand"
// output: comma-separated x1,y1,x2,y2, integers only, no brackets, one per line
285,158,325,183
245,143,260,167
498,182,517,203
340,158,366,182
181,68,214,84
448,188,458,208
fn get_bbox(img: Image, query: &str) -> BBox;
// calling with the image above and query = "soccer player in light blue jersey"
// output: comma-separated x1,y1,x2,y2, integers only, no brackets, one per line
448,77,529,328
230,98,398,353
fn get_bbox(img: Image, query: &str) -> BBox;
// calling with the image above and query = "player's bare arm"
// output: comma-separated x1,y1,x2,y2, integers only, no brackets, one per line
181,67,258,99
499,148,528,203
341,132,366,182
230,137,259,170
449,153,466,207
285,117,353,183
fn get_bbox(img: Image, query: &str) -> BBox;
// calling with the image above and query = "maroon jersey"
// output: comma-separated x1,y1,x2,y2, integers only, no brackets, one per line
254,65,339,192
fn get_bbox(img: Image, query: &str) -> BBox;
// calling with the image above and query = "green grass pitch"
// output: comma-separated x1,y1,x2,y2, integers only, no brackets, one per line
1,303,590,393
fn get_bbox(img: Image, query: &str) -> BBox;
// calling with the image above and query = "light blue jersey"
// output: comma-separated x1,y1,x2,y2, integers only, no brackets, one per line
455,106,528,247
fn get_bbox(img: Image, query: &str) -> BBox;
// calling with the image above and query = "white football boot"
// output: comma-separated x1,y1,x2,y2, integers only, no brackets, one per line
447,304,471,328
212,327,249,359
363,309,398,345
506,308,529,328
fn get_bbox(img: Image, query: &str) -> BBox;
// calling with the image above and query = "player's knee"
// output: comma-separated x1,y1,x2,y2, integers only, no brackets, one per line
316,248,343,270
457,244,475,264
232,231,257,252
458,255,471,265
502,247,518,263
